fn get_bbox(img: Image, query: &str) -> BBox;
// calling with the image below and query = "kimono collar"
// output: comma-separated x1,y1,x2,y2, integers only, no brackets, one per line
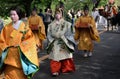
31,14,37,17
12,20,21,30
83,14,90,17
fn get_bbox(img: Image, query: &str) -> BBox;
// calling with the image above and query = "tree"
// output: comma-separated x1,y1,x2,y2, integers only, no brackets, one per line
0,0,111,18
0,0,33,17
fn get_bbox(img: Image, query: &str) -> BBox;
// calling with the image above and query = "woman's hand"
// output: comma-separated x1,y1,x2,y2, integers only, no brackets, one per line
87,24,92,28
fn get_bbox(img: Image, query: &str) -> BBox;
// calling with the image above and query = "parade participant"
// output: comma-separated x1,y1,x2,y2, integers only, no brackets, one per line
28,8,46,50
104,1,118,30
97,9,108,30
0,7,39,79
105,1,118,18
74,5,100,57
47,8,75,76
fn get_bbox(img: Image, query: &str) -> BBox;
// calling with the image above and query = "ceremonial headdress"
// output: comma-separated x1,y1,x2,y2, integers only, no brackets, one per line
83,5,89,11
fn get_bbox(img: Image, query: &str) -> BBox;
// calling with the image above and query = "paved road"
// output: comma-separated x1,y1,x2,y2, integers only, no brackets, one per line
32,29,120,79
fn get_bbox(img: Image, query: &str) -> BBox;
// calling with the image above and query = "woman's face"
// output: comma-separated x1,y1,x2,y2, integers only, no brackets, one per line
32,10,37,16
55,13,62,20
10,10,19,23
84,10,89,15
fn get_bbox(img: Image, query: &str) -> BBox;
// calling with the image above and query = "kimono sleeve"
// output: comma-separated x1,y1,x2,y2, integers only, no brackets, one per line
75,17,81,28
47,24,54,43
20,28,37,52
74,27,80,41
90,17,100,42
0,27,8,54
20,27,39,66
38,16,46,41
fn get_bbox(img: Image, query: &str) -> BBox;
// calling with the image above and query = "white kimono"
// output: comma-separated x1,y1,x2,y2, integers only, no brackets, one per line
91,10,100,28
47,19,75,61
97,15,108,30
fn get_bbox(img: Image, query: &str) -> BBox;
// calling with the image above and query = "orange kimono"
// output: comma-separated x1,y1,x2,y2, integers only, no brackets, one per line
74,15,100,52
28,15,46,49
0,21,39,79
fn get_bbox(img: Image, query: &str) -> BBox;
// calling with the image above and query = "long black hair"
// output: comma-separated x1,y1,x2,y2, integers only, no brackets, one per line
10,6,22,19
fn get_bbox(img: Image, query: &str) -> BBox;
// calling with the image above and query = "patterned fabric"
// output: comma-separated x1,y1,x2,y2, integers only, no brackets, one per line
0,21,39,78
47,19,75,61
74,15,100,52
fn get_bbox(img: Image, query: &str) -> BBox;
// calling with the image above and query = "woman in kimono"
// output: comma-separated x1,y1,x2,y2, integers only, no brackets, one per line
28,8,46,50
0,7,39,79
47,8,75,76
74,5,100,57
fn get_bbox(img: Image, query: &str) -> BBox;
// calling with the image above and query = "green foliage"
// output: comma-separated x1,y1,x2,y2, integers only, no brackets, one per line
98,0,107,6
0,0,33,17
1,0,119,18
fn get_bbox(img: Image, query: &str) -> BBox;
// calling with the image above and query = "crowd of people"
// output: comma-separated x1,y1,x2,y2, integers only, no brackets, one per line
0,1,119,78
67,1,118,31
